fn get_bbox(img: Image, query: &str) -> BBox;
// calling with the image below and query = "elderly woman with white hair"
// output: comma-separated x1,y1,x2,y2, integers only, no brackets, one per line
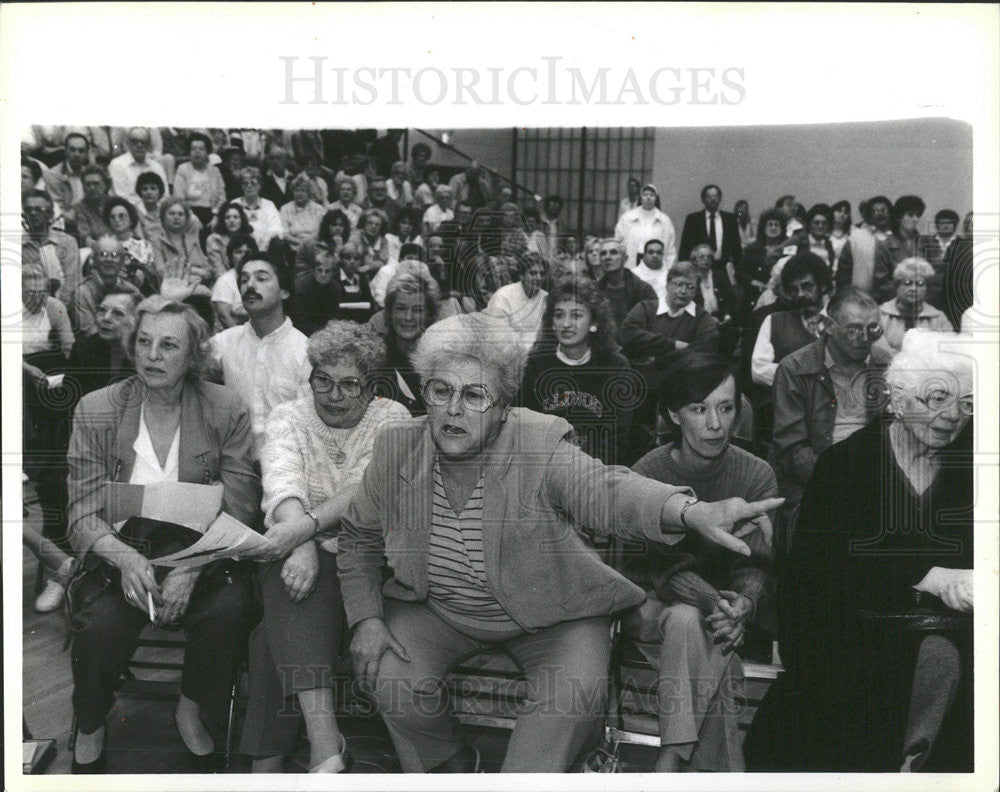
746,328,974,772
337,312,783,773
240,321,410,773
877,257,953,352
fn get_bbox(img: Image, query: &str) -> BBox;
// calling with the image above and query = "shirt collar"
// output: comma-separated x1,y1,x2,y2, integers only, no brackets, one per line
824,344,870,372
657,299,697,317
555,345,592,366
243,316,291,341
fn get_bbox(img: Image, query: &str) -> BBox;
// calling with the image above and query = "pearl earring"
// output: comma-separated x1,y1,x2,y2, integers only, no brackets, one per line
589,325,598,332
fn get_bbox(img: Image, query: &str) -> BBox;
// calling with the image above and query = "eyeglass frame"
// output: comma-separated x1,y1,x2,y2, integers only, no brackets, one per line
308,370,365,399
897,278,927,288
667,279,698,292
421,378,497,413
912,391,974,417
827,316,884,341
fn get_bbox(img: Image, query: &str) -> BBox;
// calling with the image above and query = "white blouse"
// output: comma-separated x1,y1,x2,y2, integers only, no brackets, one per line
129,405,180,485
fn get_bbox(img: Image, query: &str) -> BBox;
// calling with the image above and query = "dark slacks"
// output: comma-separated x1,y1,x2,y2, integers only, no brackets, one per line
71,569,256,734
240,551,350,758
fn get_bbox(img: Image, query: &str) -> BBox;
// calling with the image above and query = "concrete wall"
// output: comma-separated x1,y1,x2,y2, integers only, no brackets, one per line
650,118,973,231
410,119,973,236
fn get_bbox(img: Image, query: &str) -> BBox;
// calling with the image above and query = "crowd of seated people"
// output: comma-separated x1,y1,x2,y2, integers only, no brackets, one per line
20,125,978,775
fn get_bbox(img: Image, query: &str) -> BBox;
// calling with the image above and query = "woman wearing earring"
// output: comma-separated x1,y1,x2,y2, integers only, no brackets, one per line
518,277,636,465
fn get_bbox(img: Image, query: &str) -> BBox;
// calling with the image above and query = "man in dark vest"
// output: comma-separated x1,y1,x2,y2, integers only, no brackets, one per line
747,252,832,447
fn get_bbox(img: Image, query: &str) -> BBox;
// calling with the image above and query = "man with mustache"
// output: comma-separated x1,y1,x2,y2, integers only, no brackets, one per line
750,252,832,390
210,251,310,457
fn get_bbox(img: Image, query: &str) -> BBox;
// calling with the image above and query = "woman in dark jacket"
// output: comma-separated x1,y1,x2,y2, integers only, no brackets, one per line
379,269,441,415
735,208,788,323
519,277,637,465
745,329,974,773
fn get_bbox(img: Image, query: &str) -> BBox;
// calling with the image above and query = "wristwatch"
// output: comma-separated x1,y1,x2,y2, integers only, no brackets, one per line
679,497,700,530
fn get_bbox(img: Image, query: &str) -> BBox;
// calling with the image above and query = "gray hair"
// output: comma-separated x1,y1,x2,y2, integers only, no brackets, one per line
827,286,879,322
599,237,626,257
359,207,389,233
893,257,935,283
130,295,211,380
886,329,974,400
307,320,386,379
411,313,526,405
667,260,699,281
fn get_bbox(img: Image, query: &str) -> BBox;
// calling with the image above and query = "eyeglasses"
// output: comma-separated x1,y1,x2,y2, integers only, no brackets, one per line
421,378,496,413
898,279,926,288
309,372,363,398
829,319,883,341
95,251,125,260
914,391,973,417
668,280,698,292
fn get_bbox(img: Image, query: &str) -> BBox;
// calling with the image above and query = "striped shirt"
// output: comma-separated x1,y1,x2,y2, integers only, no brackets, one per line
426,461,517,630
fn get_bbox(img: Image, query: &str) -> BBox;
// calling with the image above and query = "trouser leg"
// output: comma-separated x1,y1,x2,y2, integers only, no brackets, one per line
901,633,961,771
71,590,148,734
179,571,256,722
501,616,611,773
373,600,479,772
655,602,742,769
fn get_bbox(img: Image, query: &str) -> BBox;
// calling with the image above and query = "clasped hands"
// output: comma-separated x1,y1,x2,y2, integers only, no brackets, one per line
707,590,754,654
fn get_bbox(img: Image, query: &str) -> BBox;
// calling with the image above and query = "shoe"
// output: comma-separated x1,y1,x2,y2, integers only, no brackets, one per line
309,735,349,773
71,752,107,774
173,706,219,772
34,580,66,613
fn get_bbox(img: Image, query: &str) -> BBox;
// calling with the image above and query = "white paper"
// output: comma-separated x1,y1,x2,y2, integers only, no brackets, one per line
149,511,274,568
140,481,223,531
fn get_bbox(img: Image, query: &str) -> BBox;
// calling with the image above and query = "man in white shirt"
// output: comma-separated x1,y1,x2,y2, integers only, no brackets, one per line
234,165,285,250
615,184,678,269
108,127,168,200
633,238,668,306
751,252,832,388
209,253,309,456
833,195,893,294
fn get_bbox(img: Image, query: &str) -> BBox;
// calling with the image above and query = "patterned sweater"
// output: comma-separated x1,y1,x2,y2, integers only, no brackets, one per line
260,395,411,534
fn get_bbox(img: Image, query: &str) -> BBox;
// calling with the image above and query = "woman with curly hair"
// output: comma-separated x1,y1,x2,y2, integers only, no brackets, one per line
518,277,636,465
240,320,410,773
205,202,253,281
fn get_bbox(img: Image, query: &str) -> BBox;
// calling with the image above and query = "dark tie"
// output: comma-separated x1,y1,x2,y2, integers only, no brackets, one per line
708,212,718,252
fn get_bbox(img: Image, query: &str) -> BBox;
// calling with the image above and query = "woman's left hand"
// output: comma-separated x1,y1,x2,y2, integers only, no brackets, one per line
246,518,313,561
280,541,319,603
706,591,753,653
156,568,201,625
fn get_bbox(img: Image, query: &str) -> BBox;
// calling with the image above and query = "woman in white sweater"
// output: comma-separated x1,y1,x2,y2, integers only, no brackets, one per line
240,320,410,774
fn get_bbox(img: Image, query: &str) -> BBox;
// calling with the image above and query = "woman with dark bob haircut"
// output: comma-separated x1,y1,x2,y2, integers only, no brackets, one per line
337,311,783,773
66,296,260,773
619,350,777,771
519,276,636,465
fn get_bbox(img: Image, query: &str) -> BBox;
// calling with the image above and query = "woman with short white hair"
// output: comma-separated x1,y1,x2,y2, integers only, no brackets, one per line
877,257,952,351
747,328,974,772
338,312,782,773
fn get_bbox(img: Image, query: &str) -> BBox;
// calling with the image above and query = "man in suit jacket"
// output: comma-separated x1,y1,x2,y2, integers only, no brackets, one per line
679,184,742,273
259,145,296,208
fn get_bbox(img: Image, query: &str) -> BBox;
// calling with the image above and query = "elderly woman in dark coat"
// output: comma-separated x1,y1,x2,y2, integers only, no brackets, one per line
746,329,974,772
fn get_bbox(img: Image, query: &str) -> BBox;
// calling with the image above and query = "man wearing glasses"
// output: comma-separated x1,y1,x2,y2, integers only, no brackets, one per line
70,235,142,336
621,259,720,366
770,287,891,506
107,127,167,200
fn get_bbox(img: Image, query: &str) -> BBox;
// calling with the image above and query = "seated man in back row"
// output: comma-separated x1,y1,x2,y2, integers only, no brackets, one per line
769,287,890,507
